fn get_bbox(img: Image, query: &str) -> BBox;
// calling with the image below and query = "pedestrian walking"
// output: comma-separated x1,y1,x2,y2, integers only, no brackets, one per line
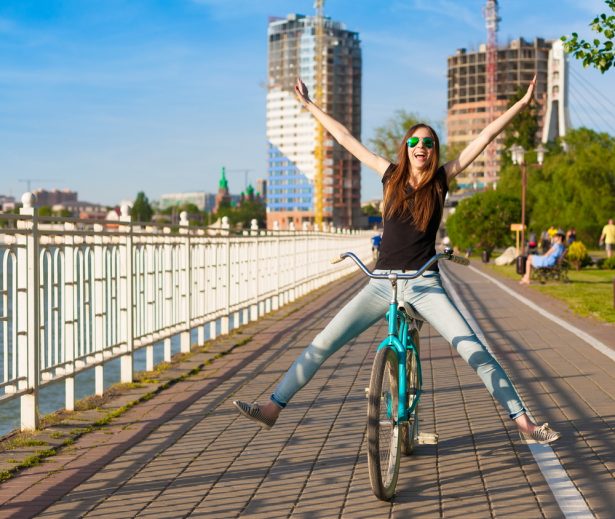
599,218,615,258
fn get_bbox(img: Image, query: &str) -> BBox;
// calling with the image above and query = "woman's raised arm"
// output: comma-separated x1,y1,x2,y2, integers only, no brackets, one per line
294,78,391,177
444,76,536,181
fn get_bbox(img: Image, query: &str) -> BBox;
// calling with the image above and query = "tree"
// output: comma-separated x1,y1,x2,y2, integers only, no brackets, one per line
233,198,266,228
361,204,381,217
132,192,153,222
527,128,615,243
561,0,615,73
213,198,266,229
38,206,53,217
445,190,521,253
495,128,615,244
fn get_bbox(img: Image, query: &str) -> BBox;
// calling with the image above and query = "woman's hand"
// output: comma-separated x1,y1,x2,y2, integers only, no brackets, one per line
294,78,311,106
443,74,537,180
520,75,536,107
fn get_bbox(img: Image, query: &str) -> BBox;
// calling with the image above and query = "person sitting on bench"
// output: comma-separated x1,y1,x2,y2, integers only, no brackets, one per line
519,232,565,285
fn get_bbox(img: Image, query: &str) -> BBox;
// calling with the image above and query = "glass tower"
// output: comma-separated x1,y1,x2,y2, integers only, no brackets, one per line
266,14,362,229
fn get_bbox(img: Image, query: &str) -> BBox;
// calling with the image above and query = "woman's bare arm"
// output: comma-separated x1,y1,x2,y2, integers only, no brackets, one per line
294,78,391,176
443,76,536,182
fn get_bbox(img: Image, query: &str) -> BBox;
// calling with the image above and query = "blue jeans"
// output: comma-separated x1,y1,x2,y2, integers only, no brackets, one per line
271,270,526,420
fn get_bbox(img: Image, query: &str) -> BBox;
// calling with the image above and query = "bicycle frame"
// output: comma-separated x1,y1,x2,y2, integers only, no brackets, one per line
376,275,422,425
332,248,468,427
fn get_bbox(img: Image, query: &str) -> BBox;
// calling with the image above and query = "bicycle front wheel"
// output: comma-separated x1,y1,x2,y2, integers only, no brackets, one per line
367,347,401,501
401,331,421,455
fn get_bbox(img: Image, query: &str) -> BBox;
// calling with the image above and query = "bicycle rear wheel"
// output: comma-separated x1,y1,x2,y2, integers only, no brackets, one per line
367,347,401,501
401,330,421,455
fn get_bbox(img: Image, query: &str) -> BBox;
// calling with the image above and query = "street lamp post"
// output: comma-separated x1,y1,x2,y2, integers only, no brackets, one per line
510,144,547,257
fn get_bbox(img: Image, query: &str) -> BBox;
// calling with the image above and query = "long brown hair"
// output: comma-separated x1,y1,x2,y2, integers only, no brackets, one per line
383,124,444,232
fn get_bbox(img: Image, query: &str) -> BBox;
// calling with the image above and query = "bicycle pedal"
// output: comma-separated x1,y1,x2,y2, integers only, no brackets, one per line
417,432,439,445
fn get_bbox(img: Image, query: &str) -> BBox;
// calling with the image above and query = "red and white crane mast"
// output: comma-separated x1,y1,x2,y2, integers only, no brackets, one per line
483,0,499,185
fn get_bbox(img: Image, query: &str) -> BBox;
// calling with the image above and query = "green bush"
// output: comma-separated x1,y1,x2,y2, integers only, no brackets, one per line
567,241,590,270
600,256,615,270
446,190,520,253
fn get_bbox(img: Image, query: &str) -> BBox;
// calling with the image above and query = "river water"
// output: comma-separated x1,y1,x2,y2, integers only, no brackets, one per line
0,334,188,437
0,242,234,438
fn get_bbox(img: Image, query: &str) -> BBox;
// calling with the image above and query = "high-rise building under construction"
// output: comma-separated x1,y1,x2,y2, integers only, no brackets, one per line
447,37,554,189
266,13,362,229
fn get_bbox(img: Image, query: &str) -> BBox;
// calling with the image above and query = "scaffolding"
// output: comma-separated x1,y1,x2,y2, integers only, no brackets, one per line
314,0,325,226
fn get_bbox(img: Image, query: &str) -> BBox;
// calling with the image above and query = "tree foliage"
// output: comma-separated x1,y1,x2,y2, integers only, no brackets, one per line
530,129,615,242
561,0,615,73
38,206,53,217
361,204,381,217
446,190,521,253
215,199,266,229
497,128,615,244
132,191,153,222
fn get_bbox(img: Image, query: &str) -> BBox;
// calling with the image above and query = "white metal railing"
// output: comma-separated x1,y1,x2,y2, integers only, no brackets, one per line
0,193,372,431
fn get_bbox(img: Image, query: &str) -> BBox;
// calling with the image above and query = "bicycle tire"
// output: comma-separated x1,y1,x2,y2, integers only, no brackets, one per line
367,347,401,501
401,329,421,455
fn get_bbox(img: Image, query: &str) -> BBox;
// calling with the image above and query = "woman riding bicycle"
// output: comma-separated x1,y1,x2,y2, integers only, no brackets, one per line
235,76,560,445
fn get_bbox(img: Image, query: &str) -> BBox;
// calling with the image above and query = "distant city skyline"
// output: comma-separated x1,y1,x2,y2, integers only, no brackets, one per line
1,0,614,206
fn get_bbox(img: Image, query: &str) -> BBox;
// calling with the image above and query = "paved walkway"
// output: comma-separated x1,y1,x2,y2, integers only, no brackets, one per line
1,262,614,518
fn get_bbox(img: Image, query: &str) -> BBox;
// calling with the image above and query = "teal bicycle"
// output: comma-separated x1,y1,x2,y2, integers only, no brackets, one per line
333,247,469,500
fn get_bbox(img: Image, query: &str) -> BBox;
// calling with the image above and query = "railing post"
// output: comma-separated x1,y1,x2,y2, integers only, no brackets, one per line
221,217,230,335
197,232,206,343
64,220,76,410
274,223,288,311
250,220,260,322
180,211,191,353
163,226,173,362
120,204,134,383
93,223,105,395
145,226,156,371
18,193,40,430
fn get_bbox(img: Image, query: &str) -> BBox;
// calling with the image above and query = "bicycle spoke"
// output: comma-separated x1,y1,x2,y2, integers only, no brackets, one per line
367,347,401,501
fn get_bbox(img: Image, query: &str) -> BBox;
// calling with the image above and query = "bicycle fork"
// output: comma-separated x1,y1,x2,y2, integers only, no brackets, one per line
376,276,422,426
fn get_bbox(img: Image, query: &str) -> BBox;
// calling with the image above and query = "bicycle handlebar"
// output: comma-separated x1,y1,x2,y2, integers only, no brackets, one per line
330,247,469,280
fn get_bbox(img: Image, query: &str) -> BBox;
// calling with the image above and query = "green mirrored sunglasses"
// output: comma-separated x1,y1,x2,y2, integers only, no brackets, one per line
407,136,434,149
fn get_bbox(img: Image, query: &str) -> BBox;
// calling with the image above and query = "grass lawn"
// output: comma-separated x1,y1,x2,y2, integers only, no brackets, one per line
483,257,615,324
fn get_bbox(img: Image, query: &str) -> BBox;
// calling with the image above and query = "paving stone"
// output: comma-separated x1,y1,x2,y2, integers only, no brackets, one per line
0,264,613,518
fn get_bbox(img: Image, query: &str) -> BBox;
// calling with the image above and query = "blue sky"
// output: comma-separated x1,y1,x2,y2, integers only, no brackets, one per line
1,0,614,206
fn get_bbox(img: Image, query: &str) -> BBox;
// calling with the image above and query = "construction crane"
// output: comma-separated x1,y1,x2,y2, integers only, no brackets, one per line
313,0,325,226
18,178,59,192
483,0,499,186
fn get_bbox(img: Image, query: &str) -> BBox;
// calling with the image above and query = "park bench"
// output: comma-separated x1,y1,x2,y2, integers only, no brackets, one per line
531,248,570,284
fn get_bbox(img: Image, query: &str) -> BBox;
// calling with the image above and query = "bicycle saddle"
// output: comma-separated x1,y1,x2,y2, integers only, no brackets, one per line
399,302,425,330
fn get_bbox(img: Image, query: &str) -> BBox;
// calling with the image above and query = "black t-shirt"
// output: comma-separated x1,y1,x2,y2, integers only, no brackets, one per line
374,163,448,271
